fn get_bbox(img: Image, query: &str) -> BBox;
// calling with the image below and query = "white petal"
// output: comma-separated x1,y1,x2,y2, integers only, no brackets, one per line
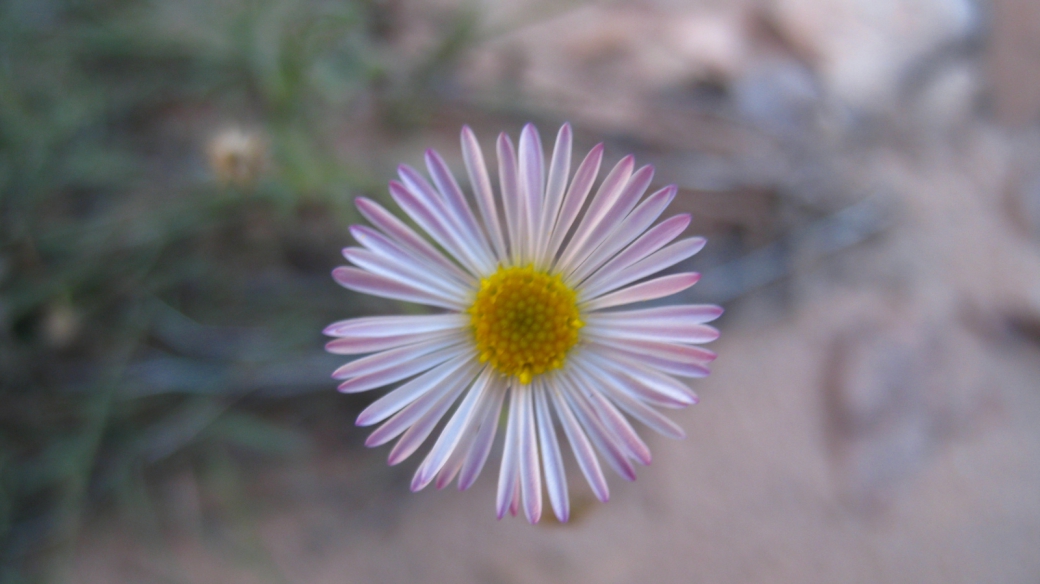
332,266,461,310
569,185,676,285
325,330,458,355
517,385,543,523
332,333,466,380
583,320,720,345
555,155,634,271
534,383,569,522
324,312,466,338
389,180,488,276
387,377,470,465
548,379,609,501
569,367,652,465
351,225,471,289
424,149,497,268
545,143,603,266
399,164,492,270
434,373,497,489
355,197,476,284
576,358,685,439
497,133,521,265
339,344,470,394
584,304,724,326
342,247,465,301
496,381,520,519
461,126,508,262
518,123,544,265
560,164,654,275
364,358,478,447
509,476,521,517
582,273,700,311
558,372,636,480
355,355,474,427
586,338,712,380
434,424,477,489
535,124,572,266
581,350,697,407
583,237,707,300
582,213,690,291
592,335,716,366
412,366,493,491
458,377,508,490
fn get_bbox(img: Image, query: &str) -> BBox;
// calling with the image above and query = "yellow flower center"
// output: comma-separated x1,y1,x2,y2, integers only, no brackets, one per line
469,265,583,384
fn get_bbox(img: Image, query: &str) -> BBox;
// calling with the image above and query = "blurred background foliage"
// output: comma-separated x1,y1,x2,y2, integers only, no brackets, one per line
0,0,476,579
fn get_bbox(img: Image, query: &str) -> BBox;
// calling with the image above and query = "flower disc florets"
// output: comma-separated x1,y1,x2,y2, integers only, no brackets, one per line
469,265,583,384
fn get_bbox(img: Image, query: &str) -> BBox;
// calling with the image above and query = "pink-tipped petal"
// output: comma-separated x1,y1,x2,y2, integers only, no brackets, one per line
517,385,543,523
570,367,652,465
560,164,654,275
389,180,489,276
350,226,471,290
580,362,686,439
325,330,456,356
555,155,634,271
496,383,520,519
337,345,468,394
518,123,545,264
546,143,603,265
536,123,572,266
534,383,570,522
324,313,466,338
388,381,468,466
332,334,465,380
583,272,701,311
594,336,716,364
509,477,521,517
343,247,463,303
558,372,636,480
584,237,707,299
497,133,522,265
355,354,473,426
548,380,610,501
582,350,696,408
583,213,690,289
563,387,637,481
355,197,475,283
458,379,508,491
434,373,502,490
461,126,508,262
412,367,493,491
583,321,720,345
424,149,496,267
434,406,482,490
588,339,712,380
569,185,677,285
585,304,724,326
332,266,459,310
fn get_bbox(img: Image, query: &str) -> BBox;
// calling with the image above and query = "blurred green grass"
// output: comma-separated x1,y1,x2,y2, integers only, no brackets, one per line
0,0,477,580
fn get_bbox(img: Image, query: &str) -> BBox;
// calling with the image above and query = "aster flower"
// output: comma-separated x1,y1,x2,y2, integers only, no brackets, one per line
325,123,721,523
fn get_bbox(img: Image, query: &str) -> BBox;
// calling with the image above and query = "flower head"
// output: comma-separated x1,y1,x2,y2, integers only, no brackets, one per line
326,123,721,523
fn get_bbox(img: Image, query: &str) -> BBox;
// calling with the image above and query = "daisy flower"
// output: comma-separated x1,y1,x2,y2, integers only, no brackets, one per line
325,123,721,523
